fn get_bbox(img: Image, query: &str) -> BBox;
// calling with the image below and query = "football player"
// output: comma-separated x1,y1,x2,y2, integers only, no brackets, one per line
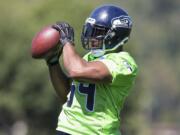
46,4,138,135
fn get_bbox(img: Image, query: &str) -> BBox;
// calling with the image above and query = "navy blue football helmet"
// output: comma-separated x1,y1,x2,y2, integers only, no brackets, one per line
81,5,132,56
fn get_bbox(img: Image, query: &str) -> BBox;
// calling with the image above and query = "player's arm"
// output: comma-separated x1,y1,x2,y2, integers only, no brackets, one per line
45,44,70,103
48,63,70,103
62,44,112,83
52,22,112,83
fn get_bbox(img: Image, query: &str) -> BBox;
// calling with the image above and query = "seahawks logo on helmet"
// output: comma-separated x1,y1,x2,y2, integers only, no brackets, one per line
111,15,132,29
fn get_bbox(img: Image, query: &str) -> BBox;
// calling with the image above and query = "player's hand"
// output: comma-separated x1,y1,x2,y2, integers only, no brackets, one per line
45,45,62,66
52,22,74,46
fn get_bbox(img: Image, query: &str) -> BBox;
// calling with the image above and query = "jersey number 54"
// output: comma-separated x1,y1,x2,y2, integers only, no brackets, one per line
67,83,96,112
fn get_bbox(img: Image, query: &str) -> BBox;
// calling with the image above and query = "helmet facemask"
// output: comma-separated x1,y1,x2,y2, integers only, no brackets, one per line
81,22,130,57
81,23,108,50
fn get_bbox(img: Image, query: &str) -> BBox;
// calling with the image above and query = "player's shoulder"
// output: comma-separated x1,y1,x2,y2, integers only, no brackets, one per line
105,52,137,65
83,51,138,71
102,51,138,76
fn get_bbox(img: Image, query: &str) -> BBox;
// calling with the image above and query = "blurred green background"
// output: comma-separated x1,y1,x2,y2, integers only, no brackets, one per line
0,0,179,135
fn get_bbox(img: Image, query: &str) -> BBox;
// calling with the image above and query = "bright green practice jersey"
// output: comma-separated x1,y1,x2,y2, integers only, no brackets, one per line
56,52,138,135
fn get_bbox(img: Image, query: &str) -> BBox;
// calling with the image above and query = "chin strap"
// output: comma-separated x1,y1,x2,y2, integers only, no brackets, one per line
90,37,129,57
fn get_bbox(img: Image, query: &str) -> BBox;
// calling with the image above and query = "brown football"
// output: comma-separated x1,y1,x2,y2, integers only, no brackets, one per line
31,26,60,58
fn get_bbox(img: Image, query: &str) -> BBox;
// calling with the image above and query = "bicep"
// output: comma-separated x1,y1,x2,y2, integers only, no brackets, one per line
68,61,112,83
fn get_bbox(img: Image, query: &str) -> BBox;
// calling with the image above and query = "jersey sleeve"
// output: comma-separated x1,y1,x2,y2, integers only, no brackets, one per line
97,53,138,83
